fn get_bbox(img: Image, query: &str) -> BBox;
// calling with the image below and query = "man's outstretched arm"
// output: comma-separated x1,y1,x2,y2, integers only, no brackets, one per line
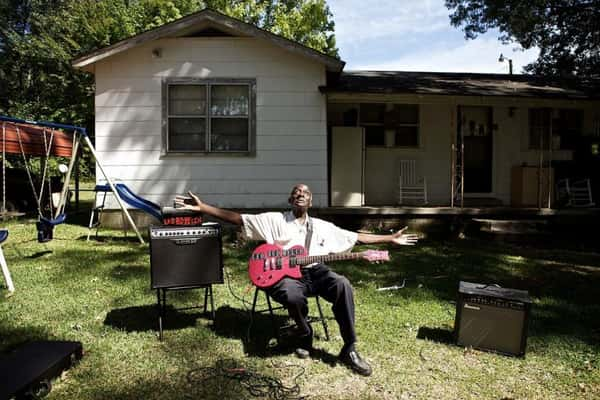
174,191,243,226
357,227,418,246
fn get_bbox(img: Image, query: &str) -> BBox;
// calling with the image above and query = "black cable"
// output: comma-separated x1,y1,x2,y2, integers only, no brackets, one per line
186,359,308,400
223,266,256,345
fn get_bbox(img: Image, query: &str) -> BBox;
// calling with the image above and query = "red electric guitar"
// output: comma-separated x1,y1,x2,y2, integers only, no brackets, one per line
248,243,390,288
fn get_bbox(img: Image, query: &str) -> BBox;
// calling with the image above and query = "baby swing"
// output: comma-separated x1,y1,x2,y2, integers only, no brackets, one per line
13,124,68,242
1,115,146,244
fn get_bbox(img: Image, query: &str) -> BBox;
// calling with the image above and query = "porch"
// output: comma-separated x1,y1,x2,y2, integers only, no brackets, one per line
314,205,600,245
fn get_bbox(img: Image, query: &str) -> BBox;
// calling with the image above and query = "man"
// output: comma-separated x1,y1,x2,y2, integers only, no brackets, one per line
175,183,418,376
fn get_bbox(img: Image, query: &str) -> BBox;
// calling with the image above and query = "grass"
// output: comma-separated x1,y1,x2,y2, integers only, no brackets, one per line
0,209,599,399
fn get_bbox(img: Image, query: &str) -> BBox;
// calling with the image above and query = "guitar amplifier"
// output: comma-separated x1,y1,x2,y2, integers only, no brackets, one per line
454,281,532,356
149,224,223,289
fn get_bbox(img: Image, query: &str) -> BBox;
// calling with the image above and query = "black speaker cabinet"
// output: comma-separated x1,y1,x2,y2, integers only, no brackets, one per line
149,224,223,289
455,281,532,356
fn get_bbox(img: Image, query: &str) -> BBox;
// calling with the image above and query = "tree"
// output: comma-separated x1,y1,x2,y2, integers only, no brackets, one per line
445,0,600,77
0,0,338,179
203,0,338,56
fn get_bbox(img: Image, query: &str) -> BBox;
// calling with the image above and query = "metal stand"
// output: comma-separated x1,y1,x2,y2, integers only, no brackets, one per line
156,285,215,341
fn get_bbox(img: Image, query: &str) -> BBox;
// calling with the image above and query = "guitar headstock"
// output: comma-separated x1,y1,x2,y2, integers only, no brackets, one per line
362,250,390,263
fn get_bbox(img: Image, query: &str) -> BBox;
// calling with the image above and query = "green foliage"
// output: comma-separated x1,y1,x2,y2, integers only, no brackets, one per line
203,0,338,56
0,0,338,180
445,0,600,77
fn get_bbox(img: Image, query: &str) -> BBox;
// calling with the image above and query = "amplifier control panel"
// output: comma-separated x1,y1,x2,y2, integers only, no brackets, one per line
463,295,525,311
150,225,219,239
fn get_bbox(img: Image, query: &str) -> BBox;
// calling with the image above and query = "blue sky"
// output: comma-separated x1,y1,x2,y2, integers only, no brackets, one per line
327,0,539,74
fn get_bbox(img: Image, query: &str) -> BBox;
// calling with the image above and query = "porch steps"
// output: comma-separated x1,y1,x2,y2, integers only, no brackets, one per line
470,219,549,235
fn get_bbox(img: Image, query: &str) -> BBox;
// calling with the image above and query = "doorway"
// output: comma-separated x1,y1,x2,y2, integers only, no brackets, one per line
458,106,493,193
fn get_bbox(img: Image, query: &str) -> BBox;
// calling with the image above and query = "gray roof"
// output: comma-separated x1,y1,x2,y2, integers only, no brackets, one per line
72,8,344,72
322,71,600,100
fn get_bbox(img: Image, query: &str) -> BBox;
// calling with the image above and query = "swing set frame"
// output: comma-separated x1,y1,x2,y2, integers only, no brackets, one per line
0,115,145,244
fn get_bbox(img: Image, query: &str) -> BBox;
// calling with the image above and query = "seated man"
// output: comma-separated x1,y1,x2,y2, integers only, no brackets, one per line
175,183,418,376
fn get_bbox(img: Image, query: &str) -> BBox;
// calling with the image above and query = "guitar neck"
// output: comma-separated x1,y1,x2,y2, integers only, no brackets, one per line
295,252,362,267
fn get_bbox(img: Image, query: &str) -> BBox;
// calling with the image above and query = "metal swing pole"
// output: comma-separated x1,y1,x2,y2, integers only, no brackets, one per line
55,132,80,218
78,131,145,244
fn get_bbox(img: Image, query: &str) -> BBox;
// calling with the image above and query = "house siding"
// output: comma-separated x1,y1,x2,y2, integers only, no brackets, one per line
328,93,600,206
94,37,327,209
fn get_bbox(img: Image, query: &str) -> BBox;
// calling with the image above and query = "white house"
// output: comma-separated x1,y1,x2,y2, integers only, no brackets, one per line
73,9,600,216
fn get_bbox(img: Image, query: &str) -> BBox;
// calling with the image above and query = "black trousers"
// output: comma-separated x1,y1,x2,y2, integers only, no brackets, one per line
266,263,356,346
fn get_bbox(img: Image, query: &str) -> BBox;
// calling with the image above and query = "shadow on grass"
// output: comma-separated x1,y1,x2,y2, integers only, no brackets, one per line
26,250,54,258
416,326,455,346
75,234,147,244
211,305,338,366
0,325,54,352
104,304,211,334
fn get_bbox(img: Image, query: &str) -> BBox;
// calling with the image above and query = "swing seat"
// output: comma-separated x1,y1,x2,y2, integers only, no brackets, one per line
36,214,66,243
0,230,8,244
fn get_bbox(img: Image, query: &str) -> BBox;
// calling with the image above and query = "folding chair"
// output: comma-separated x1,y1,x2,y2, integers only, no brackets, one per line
251,287,329,341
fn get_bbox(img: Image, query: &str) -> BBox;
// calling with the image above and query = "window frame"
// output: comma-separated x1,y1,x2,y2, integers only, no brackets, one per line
528,107,583,151
389,104,420,148
358,102,420,148
161,77,256,156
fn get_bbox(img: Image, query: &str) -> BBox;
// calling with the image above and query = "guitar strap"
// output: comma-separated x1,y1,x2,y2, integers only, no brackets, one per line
304,216,313,255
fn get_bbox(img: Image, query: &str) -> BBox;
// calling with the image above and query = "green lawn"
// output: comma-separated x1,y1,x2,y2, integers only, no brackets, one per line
0,215,599,399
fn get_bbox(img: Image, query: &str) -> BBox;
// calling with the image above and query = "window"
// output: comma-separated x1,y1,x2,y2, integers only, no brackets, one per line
163,79,255,154
359,103,420,147
388,104,419,147
529,108,583,150
360,103,386,146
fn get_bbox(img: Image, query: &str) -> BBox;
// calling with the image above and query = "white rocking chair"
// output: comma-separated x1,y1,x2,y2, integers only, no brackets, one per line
556,178,595,207
398,160,428,205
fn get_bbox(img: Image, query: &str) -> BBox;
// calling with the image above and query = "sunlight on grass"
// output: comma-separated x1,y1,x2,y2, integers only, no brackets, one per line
0,218,599,399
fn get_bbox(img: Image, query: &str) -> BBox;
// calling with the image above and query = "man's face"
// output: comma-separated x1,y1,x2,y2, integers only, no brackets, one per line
289,184,312,209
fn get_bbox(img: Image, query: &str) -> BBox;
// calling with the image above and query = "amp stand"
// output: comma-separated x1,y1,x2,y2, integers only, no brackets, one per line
156,285,215,341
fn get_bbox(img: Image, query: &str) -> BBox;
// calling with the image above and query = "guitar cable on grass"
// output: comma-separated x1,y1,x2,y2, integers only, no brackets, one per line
186,358,308,400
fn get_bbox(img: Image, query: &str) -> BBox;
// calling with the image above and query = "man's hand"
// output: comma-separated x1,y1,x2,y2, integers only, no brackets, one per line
174,191,203,212
390,226,418,246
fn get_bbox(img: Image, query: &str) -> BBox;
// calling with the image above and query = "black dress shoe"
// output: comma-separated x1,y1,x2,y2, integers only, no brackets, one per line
339,347,372,376
281,325,313,358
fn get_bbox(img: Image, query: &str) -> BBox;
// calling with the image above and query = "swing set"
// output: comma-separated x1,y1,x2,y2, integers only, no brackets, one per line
0,115,145,244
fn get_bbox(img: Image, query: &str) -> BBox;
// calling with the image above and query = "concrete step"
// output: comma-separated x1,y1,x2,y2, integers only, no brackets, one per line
470,219,549,235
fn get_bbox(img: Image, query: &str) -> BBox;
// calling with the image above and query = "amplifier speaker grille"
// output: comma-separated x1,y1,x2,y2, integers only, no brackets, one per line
149,224,223,289
454,281,531,356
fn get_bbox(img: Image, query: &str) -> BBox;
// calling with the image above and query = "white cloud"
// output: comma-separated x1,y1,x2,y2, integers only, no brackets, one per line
326,0,539,74
352,37,539,74
328,0,449,43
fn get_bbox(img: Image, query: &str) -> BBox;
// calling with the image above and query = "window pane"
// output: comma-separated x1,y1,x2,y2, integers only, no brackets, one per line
211,85,249,116
169,118,206,151
360,103,385,124
211,118,248,151
389,104,419,124
529,108,551,149
365,126,385,146
169,85,206,115
554,109,582,150
395,126,419,147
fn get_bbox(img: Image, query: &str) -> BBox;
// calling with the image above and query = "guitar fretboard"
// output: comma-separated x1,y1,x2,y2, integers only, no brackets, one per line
294,252,363,267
